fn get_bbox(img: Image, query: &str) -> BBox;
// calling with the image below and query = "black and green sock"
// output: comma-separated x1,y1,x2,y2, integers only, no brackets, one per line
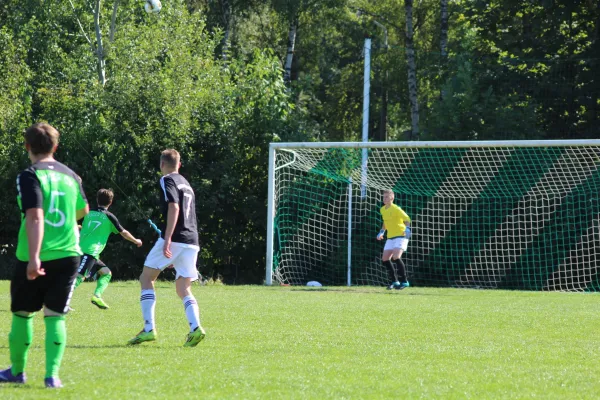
94,273,111,297
383,260,398,283
9,313,34,375
393,258,407,282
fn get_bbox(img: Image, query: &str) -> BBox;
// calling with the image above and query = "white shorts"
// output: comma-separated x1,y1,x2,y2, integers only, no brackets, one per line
384,237,409,252
144,238,200,280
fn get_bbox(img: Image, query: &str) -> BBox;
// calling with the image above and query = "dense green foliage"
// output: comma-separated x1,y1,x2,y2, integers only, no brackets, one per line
2,282,600,398
0,0,598,282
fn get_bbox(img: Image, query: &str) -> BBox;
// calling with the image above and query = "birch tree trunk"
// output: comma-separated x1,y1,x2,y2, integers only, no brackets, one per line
221,0,232,62
405,0,419,138
283,14,298,85
439,0,448,100
94,0,106,86
109,0,119,42
440,0,448,58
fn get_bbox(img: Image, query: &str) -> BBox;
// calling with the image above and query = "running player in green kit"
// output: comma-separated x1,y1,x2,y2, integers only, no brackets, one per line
0,123,89,388
75,188,142,309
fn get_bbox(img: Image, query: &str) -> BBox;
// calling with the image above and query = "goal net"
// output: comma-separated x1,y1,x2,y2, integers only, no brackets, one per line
266,141,600,292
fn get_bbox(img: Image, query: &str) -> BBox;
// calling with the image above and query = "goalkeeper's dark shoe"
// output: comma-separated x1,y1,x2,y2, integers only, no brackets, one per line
0,367,26,384
387,281,401,290
395,281,410,290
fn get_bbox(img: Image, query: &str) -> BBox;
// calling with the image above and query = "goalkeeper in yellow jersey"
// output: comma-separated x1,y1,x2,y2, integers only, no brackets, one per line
377,189,411,290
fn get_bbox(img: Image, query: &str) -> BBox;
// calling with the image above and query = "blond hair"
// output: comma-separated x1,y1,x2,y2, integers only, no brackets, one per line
161,149,180,168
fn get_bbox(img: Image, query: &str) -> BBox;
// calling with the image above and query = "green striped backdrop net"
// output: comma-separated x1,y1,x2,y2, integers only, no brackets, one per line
272,144,600,291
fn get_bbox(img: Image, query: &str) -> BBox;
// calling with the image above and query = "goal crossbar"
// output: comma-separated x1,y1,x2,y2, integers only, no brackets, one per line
271,140,600,150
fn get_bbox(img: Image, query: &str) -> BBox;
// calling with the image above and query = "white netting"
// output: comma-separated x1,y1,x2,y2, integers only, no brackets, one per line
271,143,600,291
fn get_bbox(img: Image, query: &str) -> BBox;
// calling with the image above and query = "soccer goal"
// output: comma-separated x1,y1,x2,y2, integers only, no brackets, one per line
266,140,600,292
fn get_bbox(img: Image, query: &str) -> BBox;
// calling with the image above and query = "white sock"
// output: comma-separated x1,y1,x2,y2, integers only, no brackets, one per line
140,289,156,332
182,295,200,332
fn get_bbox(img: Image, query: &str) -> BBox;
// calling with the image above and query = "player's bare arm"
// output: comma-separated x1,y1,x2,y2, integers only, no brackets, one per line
25,208,45,280
120,230,142,247
163,202,180,258
76,205,89,221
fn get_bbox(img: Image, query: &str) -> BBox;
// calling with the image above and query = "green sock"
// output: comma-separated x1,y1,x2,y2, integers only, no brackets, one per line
9,314,34,375
44,316,66,379
94,274,111,297
74,275,84,289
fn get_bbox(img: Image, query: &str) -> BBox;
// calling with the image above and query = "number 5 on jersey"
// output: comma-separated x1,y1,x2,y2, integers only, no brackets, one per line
45,191,66,227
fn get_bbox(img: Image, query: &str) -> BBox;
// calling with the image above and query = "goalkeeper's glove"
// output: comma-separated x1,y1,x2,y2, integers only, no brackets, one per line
377,229,385,240
404,227,412,239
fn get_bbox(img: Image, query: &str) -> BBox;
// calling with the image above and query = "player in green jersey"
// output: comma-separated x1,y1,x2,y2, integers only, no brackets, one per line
75,188,142,309
0,123,89,388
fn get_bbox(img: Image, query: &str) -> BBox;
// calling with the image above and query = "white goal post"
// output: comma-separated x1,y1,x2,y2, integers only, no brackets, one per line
266,140,600,292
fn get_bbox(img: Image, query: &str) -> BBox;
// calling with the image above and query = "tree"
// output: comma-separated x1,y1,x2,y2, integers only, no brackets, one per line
405,0,419,139
439,0,449,100
0,0,295,283
457,0,600,139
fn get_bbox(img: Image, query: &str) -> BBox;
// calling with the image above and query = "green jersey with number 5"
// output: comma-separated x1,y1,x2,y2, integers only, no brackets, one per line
16,161,88,262
79,207,124,258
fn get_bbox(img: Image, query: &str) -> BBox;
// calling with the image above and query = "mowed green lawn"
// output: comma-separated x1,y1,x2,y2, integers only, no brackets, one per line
0,281,599,399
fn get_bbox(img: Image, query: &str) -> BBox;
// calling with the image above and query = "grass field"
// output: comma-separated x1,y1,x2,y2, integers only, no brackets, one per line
0,281,599,399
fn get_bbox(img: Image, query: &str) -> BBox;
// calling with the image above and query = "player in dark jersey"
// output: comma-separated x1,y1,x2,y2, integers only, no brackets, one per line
75,188,142,309
128,149,205,347
0,123,89,388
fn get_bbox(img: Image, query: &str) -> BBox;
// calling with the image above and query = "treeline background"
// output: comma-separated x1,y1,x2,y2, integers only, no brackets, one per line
1,0,598,283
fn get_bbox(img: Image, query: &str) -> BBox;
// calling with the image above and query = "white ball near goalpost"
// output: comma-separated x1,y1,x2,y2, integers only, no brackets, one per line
144,0,162,14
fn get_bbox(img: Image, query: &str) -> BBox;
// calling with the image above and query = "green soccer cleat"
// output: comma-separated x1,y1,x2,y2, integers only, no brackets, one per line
128,329,157,345
183,326,206,347
91,295,109,309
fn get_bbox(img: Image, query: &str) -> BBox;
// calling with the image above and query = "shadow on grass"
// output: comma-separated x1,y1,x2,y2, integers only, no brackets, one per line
67,344,134,349
290,287,394,295
0,344,132,350
0,383,39,390
69,344,195,350
289,287,453,296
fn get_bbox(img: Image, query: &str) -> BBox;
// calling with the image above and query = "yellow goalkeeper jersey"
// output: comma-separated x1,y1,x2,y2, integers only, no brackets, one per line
380,203,411,239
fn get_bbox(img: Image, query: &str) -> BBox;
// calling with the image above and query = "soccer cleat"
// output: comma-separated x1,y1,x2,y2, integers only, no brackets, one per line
0,367,26,384
387,281,401,290
395,281,410,290
44,377,63,388
183,326,206,347
127,329,157,345
91,295,109,309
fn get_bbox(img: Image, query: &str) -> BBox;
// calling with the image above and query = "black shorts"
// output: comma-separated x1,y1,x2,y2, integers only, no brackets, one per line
77,254,107,279
11,256,80,314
